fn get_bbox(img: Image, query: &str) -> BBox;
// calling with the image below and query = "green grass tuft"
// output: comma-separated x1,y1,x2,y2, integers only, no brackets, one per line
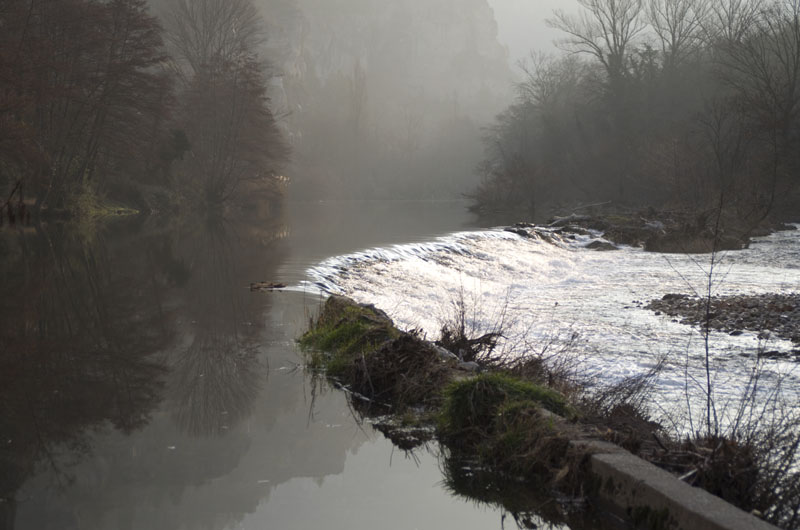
299,296,399,378
439,373,574,481
440,373,573,439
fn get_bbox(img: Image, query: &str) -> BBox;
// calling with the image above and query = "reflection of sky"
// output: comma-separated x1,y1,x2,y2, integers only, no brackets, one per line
13,292,558,530
279,200,478,285
10,203,567,530
488,0,579,63
249,443,514,530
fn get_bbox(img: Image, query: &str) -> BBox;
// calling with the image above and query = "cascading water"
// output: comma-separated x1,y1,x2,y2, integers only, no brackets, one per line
304,225,800,430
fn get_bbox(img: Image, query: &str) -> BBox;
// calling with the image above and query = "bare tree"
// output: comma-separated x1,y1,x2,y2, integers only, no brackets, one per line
159,0,288,206
516,53,586,109
179,55,288,205
548,0,647,200
0,0,170,212
701,0,765,44
163,0,265,77
646,0,709,69
715,0,800,214
548,0,646,82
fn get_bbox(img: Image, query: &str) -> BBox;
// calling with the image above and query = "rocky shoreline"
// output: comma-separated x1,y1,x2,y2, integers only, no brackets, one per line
507,208,797,253
502,211,799,357
646,293,800,354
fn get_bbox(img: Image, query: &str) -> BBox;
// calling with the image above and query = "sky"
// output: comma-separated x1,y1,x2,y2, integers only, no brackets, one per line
487,0,579,65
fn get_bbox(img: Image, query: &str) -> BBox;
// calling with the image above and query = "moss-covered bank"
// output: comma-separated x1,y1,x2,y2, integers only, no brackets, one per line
300,296,589,496
300,295,794,529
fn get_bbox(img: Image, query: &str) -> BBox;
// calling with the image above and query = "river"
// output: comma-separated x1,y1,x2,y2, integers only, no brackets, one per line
307,221,800,432
4,202,797,530
1,201,606,530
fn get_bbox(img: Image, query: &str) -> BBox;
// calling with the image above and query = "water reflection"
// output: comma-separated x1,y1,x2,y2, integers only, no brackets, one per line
166,219,276,437
0,221,171,525
442,457,576,530
0,209,291,529
0,201,579,530
315,374,607,530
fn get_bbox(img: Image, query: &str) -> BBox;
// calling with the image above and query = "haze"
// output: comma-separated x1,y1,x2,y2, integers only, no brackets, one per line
3,1,800,530
489,0,577,61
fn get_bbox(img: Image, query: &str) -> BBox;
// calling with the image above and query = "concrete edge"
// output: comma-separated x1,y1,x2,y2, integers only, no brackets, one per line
311,298,779,529
569,439,778,530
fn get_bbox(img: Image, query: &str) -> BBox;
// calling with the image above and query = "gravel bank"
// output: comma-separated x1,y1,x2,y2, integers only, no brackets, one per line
646,293,800,352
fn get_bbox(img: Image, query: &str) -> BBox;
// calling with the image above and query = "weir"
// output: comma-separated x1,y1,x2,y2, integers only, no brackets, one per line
306,225,800,431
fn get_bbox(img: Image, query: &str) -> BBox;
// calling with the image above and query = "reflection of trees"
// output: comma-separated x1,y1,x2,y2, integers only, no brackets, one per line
167,212,288,436
0,223,171,508
440,457,572,530
171,333,261,436
0,208,290,530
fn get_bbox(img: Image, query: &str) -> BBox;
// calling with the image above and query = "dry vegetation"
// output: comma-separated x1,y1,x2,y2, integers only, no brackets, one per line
301,293,800,528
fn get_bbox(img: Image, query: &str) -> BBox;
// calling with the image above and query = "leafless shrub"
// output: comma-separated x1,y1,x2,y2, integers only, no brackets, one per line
587,356,667,418
435,285,506,363
656,203,800,528
436,286,585,399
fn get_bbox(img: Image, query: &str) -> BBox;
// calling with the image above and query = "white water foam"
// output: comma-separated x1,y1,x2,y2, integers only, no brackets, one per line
304,226,800,429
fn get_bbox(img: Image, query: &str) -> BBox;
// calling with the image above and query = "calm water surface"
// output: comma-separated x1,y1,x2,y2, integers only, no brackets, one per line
1,202,599,530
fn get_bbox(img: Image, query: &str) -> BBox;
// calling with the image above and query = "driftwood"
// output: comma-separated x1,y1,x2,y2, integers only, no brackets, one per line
249,281,286,291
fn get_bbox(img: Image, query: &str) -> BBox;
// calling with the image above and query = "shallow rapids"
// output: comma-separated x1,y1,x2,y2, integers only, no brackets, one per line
304,225,800,429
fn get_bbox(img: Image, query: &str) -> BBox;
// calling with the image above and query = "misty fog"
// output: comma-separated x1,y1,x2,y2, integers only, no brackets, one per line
490,0,577,60
3,1,800,529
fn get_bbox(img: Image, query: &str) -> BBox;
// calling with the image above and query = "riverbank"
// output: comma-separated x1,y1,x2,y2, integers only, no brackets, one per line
301,295,787,529
521,208,798,253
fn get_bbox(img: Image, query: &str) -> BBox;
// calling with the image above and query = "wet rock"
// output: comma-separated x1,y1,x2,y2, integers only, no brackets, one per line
513,210,795,255
661,293,688,301
457,361,481,372
504,227,530,238
647,293,800,346
586,240,618,251
435,345,459,362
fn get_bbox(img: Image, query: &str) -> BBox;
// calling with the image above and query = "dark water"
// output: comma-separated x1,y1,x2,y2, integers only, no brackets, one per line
0,201,605,530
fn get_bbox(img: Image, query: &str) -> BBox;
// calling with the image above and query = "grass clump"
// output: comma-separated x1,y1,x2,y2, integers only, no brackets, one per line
299,295,399,377
440,373,573,436
351,333,451,408
300,296,449,409
439,373,575,483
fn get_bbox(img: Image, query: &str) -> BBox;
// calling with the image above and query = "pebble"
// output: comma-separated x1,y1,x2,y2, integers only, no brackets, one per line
646,293,800,347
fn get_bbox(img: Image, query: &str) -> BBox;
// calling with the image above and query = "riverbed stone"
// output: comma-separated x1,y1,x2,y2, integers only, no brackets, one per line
586,240,619,251
647,293,800,350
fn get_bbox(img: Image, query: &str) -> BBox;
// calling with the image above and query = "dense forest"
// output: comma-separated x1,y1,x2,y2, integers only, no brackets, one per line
0,0,288,220
472,0,800,225
6,0,797,223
